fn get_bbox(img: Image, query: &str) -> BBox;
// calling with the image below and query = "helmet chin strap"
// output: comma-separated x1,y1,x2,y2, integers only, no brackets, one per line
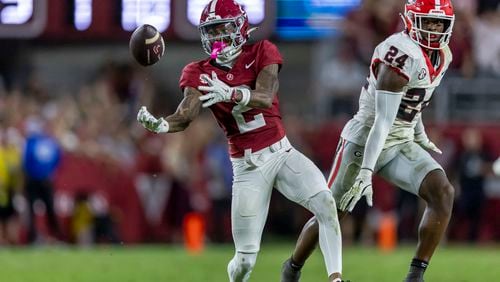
215,45,243,67
416,30,444,50
208,26,255,67
421,39,441,50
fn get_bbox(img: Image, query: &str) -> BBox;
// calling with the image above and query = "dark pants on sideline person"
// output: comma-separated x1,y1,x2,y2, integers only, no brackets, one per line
25,177,61,243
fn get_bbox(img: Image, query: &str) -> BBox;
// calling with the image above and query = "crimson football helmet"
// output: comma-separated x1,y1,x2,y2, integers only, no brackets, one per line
403,0,455,50
199,0,250,62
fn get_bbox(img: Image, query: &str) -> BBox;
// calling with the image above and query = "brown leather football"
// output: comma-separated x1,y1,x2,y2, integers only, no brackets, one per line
129,24,165,66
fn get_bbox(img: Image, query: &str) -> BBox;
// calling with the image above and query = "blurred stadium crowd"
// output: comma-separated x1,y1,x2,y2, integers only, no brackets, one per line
0,0,499,247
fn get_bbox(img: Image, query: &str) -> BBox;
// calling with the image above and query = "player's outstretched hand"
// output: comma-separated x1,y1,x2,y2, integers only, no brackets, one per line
415,137,442,154
420,140,442,154
137,106,169,133
198,71,234,107
339,168,373,212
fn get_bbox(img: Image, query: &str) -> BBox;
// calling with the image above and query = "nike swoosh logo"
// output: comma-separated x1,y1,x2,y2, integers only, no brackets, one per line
245,60,255,69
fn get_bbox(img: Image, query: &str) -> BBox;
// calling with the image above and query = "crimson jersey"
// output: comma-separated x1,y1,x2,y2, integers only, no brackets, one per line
179,40,285,157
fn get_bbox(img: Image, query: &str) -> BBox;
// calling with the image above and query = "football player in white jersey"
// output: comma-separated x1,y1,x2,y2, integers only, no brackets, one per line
281,1,455,282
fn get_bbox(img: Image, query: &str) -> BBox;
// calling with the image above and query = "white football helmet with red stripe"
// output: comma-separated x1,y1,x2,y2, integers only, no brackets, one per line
403,0,455,50
199,0,250,62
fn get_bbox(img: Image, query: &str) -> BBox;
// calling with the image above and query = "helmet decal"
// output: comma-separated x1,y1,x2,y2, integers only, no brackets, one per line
210,0,218,13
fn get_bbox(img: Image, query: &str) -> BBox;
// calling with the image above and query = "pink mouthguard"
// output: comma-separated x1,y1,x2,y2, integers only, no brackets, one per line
210,41,227,59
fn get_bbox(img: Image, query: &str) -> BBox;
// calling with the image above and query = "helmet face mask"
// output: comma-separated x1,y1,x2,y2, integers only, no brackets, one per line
419,17,446,39
404,0,455,50
201,21,238,45
199,17,246,61
199,0,250,62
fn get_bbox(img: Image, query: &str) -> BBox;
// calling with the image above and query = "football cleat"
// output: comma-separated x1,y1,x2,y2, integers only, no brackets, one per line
280,259,301,282
404,277,424,282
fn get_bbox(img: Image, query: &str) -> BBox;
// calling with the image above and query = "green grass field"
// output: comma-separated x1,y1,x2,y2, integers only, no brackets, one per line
0,244,498,282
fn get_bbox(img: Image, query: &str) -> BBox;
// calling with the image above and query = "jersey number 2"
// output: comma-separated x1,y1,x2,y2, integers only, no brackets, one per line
232,104,266,133
397,88,428,122
384,46,408,69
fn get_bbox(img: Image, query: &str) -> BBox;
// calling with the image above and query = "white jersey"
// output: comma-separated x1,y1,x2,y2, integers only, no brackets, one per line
341,32,452,149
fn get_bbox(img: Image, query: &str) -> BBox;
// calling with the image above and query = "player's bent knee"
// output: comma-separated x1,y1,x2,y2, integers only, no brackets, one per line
424,177,454,213
307,191,338,221
438,182,454,210
421,170,454,205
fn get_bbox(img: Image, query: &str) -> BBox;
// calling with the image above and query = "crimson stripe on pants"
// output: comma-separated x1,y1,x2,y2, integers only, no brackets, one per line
327,138,346,188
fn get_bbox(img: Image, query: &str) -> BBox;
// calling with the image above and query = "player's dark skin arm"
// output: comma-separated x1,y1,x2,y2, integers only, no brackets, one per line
376,63,408,91
163,87,203,132
289,64,408,266
233,64,279,109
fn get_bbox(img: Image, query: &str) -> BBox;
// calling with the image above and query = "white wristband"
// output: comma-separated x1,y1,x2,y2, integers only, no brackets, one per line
358,167,373,178
237,88,251,107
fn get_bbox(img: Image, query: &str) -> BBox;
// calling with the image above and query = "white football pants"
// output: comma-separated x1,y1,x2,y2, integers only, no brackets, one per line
227,137,342,281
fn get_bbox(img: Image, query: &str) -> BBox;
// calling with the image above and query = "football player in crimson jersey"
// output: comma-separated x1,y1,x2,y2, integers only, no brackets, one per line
136,0,343,281
281,0,455,282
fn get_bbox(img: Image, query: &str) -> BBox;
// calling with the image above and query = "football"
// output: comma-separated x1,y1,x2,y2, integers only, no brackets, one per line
129,24,165,66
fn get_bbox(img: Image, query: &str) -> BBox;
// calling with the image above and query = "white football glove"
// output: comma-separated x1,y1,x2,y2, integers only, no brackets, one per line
197,71,235,108
339,168,374,212
414,133,442,154
137,106,169,133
